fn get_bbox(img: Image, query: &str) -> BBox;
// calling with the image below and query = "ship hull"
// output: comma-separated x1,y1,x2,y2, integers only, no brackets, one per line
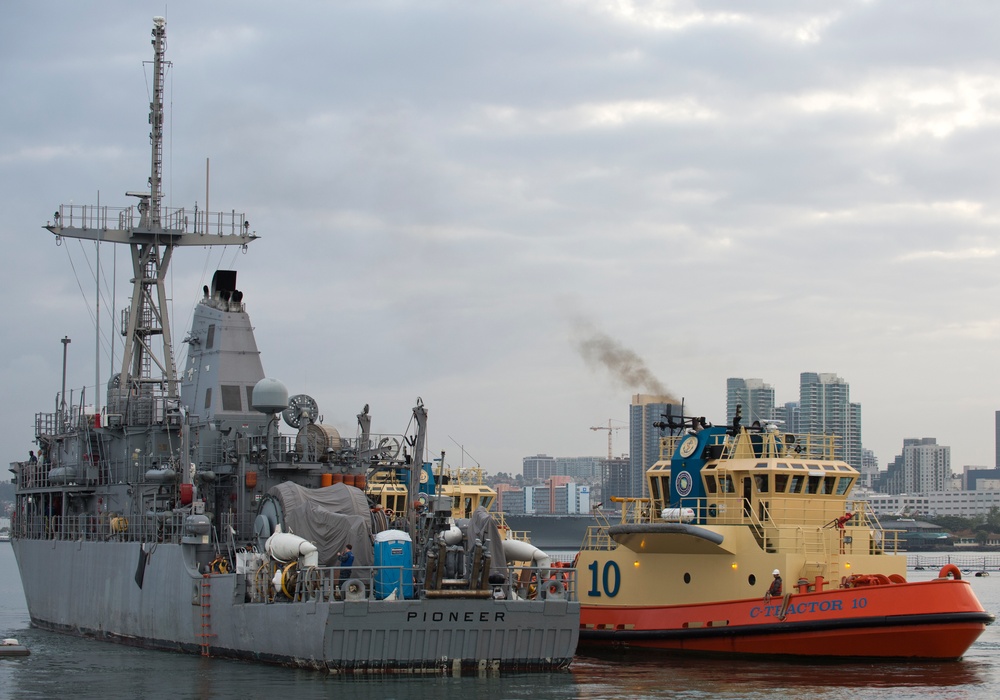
13,538,579,673
579,578,992,660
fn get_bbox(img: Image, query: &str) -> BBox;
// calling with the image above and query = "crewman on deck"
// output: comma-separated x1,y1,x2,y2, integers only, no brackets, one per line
339,544,354,581
764,569,782,603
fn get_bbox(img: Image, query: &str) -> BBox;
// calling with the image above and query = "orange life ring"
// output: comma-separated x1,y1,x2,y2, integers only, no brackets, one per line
938,563,962,580
385,508,394,518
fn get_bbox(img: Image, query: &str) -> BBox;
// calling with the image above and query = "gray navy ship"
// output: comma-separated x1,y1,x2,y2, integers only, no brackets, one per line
9,17,579,673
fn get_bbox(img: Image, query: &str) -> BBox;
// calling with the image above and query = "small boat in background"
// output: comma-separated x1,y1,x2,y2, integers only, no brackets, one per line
575,406,993,660
0,639,29,657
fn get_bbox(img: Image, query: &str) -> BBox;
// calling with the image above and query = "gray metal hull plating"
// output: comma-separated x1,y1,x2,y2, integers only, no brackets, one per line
12,539,579,672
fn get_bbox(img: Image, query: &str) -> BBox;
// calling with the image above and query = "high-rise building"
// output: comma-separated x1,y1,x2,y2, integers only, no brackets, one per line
629,394,680,498
995,410,1000,468
601,456,632,504
798,372,862,469
860,448,879,488
773,401,801,434
879,438,951,494
726,378,775,426
522,454,556,482
555,456,604,482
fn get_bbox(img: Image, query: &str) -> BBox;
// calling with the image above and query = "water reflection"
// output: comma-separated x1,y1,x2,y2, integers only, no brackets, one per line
574,649,989,698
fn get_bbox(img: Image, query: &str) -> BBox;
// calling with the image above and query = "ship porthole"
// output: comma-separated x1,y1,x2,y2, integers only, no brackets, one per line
683,573,691,584
748,574,756,586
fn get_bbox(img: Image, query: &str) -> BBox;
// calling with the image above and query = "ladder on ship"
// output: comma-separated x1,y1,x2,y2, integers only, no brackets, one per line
197,574,216,656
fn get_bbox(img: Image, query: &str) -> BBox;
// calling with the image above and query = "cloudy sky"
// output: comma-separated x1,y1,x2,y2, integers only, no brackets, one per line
3,1,1000,477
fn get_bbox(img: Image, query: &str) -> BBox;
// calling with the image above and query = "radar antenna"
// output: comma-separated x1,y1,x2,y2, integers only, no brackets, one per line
43,16,258,407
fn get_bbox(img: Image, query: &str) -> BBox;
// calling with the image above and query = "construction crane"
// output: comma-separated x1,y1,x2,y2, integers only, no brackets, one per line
591,419,627,460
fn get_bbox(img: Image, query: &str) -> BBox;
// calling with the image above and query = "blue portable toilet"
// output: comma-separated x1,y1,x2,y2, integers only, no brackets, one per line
373,529,414,599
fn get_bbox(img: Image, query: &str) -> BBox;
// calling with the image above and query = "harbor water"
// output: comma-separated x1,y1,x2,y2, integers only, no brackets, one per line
1,544,999,699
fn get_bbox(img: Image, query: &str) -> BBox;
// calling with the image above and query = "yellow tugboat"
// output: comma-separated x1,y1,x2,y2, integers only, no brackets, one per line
575,406,992,659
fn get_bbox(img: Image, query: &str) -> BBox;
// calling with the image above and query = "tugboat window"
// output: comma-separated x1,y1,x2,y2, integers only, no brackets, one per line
204,388,212,410
789,474,803,493
705,475,717,493
774,474,789,492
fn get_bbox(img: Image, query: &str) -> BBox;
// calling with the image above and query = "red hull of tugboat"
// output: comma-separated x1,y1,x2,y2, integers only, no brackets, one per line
579,573,993,660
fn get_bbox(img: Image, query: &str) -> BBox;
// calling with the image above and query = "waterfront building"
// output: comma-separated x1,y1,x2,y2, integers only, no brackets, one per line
961,465,1000,491
601,455,632,505
555,456,604,482
865,490,1000,518
497,480,591,515
522,454,556,482
495,484,524,513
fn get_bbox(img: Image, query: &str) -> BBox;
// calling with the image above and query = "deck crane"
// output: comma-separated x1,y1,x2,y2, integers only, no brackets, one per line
590,419,627,460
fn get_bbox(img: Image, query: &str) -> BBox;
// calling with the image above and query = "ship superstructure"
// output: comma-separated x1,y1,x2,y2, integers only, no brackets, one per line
10,17,578,673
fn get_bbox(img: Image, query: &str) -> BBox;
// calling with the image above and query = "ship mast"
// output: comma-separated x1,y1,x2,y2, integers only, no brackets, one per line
44,16,257,407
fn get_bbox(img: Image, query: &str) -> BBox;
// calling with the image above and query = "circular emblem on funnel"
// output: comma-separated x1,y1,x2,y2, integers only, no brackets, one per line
678,435,698,458
675,470,693,497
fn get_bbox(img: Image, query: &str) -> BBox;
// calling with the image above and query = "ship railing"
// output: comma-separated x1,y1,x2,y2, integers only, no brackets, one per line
580,524,615,551
12,512,189,544
607,496,656,524
490,512,531,543
578,508,617,551
657,431,844,461
244,562,577,604
51,203,248,237
36,403,89,438
437,465,488,485
844,499,902,554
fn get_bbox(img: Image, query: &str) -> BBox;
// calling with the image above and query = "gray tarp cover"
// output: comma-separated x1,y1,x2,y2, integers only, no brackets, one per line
269,482,373,567
465,507,506,572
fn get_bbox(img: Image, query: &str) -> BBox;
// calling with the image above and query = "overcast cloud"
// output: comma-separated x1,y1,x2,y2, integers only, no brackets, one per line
3,1,1000,475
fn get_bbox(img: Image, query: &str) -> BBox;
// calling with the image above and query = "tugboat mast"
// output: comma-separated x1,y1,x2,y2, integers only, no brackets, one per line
44,16,257,406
